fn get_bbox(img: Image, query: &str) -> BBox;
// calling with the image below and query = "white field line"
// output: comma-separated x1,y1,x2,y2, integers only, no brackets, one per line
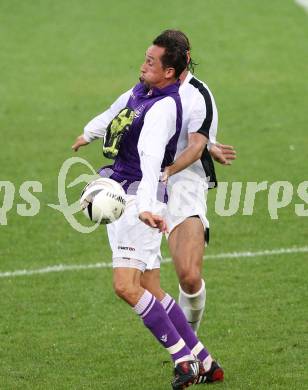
295,0,308,12
0,246,307,279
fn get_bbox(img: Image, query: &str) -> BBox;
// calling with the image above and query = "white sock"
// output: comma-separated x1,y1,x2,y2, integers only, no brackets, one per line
178,279,206,333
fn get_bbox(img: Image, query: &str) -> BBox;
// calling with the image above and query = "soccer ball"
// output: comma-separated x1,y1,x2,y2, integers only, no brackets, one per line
80,178,126,224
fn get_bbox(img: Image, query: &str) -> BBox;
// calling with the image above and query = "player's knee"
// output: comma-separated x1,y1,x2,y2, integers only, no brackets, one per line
113,279,128,298
113,280,138,303
179,270,202,294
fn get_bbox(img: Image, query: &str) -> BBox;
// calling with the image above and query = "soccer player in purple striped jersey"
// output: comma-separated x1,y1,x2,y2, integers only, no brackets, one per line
72,35,220,389
141,30,236,384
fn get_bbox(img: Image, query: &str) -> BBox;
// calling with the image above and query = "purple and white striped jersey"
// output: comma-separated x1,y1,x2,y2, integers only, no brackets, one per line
83,81,182,213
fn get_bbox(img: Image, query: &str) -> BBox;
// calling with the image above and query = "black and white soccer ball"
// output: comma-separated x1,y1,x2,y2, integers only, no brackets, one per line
80,178,126,224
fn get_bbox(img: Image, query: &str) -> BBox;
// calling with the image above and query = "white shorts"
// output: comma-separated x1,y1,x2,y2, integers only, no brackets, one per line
166,172,209,237
107,195,165,272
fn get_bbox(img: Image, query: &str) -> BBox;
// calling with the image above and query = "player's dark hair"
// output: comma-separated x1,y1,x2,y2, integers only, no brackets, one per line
153,29,197,74
153,32,189,78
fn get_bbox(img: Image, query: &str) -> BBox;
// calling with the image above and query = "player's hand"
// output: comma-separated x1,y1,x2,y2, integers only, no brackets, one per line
139,211,168,233
161,165,172,183
72,135,89,152
210,143,236,165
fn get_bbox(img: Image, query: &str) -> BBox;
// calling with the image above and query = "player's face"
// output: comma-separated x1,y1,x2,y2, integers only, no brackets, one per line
140,45,175,89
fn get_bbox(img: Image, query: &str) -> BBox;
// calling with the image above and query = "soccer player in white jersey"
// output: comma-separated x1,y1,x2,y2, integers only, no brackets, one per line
72,34,225,388
160,30,235,333
163,30,236,334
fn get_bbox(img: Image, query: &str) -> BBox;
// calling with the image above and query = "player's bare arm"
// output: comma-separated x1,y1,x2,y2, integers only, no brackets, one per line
162,132,207,182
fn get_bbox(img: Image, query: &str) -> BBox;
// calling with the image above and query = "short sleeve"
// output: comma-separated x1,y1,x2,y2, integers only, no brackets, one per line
187,84,218,144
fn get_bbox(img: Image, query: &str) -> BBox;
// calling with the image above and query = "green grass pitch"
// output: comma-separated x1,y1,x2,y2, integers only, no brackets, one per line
0,0,307,389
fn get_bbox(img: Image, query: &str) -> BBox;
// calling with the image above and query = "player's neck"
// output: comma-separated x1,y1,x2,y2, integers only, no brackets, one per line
179,69,189,85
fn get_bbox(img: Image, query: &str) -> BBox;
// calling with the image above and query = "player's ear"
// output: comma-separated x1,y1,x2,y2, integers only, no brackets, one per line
186,51,191,66
164,67,176,80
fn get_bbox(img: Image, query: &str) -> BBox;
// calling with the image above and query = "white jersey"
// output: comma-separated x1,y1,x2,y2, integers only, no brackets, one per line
176,71,218,181
166,72,218,236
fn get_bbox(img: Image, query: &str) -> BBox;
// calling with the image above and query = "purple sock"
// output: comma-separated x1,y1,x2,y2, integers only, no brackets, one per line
134,290,194,364
161,294,210,363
